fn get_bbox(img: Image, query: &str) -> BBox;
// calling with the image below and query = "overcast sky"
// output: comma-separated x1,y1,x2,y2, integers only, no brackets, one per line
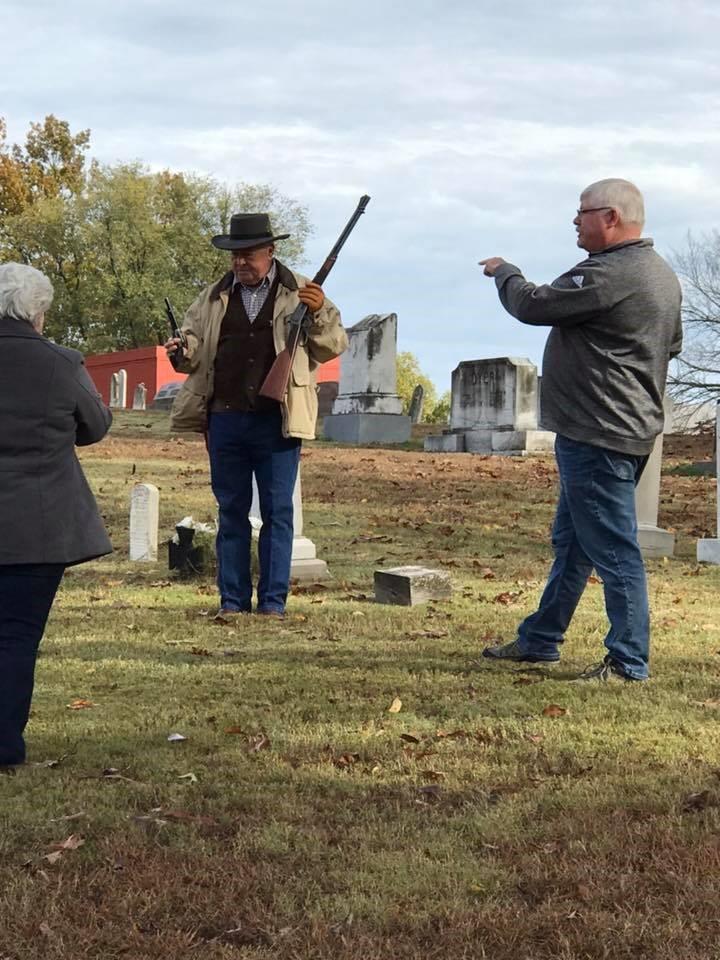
3,0,720,390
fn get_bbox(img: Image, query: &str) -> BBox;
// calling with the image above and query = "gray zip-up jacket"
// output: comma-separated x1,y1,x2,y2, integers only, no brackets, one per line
493,239,682,455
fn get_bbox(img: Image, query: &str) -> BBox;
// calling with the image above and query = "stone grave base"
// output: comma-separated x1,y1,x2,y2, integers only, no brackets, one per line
374,565,451,606
424,432,466,453
697,538,720,564
291,557,331,581
324,413,411,444
638,523,675,559
424,429,554,456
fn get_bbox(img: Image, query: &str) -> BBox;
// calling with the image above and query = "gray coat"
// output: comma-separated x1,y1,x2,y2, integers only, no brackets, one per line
0,317,112,565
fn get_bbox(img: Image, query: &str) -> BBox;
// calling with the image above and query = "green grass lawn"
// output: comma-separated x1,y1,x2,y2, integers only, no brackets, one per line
2,423,720,959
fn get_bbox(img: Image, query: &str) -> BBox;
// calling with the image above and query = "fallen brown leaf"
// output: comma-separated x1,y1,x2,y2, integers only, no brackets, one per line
435,729,467,740
247,734,271,753
66,699,95,710
400,733,421,744
333,752,360,768
542,704,568,718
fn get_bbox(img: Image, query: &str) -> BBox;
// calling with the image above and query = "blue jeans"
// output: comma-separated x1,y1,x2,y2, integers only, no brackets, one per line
517,435,650,679
0,563,64,765
208,411,301,614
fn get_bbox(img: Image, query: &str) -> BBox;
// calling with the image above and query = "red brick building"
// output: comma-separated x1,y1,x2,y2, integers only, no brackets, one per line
86,347,341,407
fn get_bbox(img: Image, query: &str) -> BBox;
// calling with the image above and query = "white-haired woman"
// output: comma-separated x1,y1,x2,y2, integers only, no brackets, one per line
0,262,112,768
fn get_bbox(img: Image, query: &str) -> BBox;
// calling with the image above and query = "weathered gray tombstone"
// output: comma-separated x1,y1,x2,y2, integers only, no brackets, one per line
249,468,330,580
323,313,411,443
129,483,160,561
635,396,675,558
374,565,452,606
697,401,720,564
132,382,147,411
409,384,425,424
425,358,553,455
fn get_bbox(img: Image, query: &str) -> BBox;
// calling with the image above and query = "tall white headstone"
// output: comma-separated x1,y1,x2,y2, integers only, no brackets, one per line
249,468,329,580
117,369,128,409
129,483,160,562
635,396,675,559
109,372,120,408
697,401,720,564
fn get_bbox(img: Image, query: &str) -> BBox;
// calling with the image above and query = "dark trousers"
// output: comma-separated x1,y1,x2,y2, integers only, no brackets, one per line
0,563,64,765
208,411,301,613
518,435,649,679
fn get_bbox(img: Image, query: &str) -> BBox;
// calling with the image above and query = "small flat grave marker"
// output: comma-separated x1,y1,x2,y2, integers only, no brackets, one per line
374,565,451,607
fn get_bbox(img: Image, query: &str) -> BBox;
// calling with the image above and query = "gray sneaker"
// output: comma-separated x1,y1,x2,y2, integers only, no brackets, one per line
482,639,560,663
570,659,644,683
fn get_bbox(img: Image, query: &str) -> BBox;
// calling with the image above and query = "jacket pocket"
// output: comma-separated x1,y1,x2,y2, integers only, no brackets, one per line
170,383,207,433
291,348,310,386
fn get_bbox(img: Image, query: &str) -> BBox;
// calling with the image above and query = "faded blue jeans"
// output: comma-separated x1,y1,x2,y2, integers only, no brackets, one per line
208,410,301,614
517,435,650,679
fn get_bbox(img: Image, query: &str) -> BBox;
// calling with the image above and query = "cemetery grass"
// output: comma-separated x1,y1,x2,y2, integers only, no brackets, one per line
2,429,720,959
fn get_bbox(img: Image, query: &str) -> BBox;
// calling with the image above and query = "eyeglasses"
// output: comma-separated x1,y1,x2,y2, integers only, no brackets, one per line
576,206,612,217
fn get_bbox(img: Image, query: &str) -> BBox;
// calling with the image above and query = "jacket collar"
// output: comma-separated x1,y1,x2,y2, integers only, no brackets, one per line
594,238,653,256
209,259,298,302
0,315,43,338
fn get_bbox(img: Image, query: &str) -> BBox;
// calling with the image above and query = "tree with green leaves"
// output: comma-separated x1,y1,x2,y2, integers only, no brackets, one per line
395,351,449,423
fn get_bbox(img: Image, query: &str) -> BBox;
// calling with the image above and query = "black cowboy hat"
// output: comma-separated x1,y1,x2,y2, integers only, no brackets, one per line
211,212,290,251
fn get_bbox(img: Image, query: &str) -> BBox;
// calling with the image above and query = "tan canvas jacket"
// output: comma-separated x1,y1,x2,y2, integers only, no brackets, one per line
170,261,347,439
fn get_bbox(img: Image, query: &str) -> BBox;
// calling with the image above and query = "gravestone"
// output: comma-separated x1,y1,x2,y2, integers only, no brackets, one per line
132,382,147,411
374,566,452,606
635,396,675,558
697,402,720,564
169,517,215,577
110,369,127,409
129,483,160,561
118,369,128,408
323,313,411,443
109,373,120,408
425,358,553,455
249,468,330,580
409,384,425,424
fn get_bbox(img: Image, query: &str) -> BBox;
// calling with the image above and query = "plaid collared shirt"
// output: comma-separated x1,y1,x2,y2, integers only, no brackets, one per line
231,260,277,322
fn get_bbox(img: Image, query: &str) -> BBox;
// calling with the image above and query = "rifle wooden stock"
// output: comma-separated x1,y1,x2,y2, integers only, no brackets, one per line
258,342,296,403
258,195,370,402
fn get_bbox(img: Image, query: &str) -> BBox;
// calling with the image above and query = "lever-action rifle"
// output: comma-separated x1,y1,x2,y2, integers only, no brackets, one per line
164,297,188,372
259,194,371,402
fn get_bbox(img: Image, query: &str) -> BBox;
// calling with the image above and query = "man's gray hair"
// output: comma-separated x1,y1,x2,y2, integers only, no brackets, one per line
0,262,54,325
581,178,645,228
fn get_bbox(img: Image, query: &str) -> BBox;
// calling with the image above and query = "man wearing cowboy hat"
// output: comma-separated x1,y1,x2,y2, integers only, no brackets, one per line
165,212,347,619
